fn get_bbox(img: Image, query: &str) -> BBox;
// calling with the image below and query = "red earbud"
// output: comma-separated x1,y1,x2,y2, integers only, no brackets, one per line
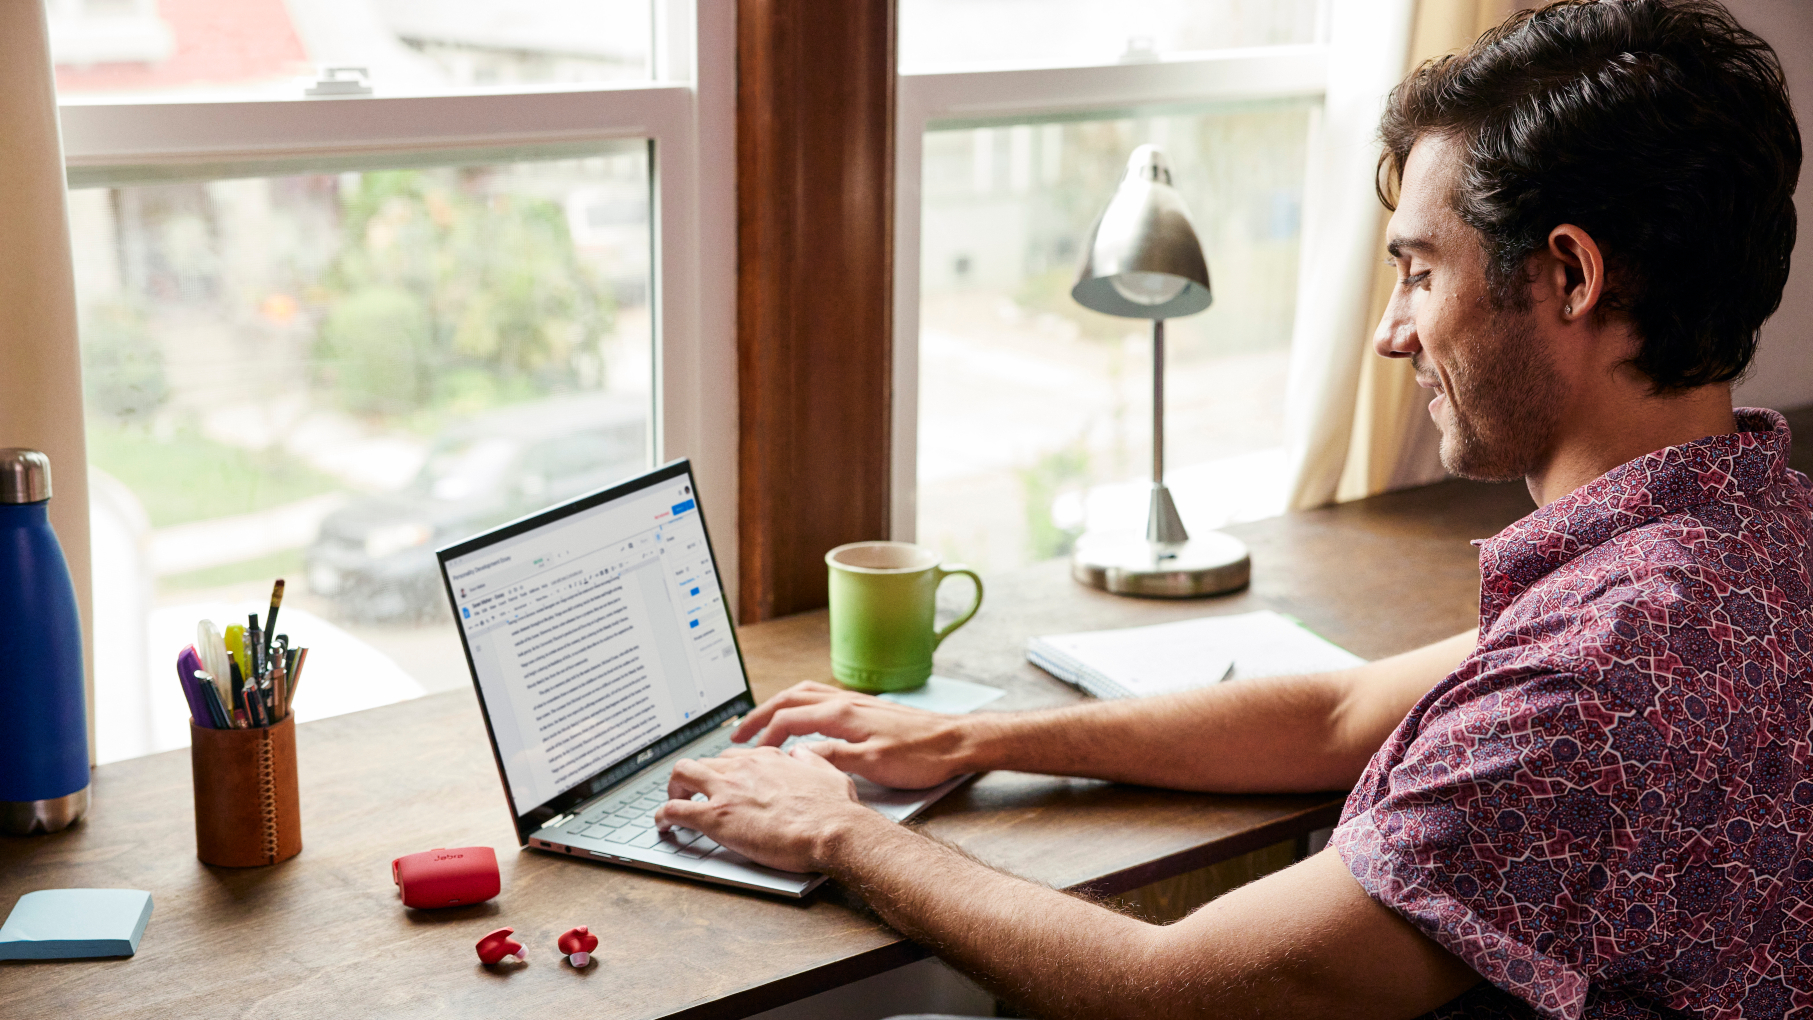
558,925,600,968
476,927,526,965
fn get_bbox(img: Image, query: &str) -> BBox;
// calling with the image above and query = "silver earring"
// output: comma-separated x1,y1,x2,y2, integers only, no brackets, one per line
1564,303,1573,316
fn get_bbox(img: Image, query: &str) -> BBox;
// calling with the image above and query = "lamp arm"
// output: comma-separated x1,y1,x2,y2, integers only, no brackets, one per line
1145,318,1190,545
1152,318,1164,485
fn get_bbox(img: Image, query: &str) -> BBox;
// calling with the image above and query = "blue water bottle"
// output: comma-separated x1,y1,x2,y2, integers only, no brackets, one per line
0,449,89,834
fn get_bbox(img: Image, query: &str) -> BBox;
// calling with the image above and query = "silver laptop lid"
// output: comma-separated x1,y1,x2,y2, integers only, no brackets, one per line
436,459,755,843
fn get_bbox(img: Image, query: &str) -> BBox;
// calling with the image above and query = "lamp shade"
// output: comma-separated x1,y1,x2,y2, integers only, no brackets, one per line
1071,145,1212,320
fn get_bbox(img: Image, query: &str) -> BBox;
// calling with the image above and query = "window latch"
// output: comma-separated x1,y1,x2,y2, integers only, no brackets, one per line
304,67,373,98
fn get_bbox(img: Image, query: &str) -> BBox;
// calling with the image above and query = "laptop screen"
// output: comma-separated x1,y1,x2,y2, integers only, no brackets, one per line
437,460,752,836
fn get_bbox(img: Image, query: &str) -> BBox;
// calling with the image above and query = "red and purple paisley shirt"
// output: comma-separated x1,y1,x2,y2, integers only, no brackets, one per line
1332,408,1813,1020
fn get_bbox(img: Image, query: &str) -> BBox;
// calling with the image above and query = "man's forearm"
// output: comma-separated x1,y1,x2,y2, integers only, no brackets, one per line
953,674,1352,791
816,810,1479,1020
950,631,1477,793
821,811,1161,1019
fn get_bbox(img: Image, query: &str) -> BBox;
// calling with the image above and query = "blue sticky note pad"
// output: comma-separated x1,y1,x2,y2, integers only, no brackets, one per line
0,889,153,960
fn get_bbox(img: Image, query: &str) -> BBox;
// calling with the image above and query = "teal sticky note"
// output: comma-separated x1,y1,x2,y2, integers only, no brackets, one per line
877,675,1005,714
0,889,153,960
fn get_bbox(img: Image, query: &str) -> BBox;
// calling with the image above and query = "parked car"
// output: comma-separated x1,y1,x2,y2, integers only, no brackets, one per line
306,394,647,622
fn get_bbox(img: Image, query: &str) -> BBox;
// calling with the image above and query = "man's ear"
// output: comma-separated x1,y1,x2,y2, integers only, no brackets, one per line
1545,224,1607,323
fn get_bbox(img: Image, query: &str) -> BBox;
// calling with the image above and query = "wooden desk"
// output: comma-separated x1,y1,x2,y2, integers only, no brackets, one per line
0,478,1532,1020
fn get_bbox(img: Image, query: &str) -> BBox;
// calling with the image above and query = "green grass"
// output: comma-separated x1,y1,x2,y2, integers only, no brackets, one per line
86,423,342,528
160,548,305,593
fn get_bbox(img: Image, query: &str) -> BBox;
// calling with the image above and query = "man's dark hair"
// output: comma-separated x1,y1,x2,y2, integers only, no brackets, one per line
1379,0,1801,391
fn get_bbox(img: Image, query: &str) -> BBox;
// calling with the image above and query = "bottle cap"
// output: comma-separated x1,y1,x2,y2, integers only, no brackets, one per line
0,449,52,504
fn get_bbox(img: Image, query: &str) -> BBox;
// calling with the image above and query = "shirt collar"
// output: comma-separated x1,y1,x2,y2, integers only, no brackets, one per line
1476,407,1793,629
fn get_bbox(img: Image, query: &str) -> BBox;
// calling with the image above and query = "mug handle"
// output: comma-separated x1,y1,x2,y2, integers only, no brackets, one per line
930,565,984,651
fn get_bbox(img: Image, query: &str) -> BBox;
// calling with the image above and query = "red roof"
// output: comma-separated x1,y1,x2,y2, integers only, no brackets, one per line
55,0,310,95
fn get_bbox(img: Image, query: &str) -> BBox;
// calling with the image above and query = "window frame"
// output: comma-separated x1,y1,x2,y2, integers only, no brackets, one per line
55,0,741,606
891,44,1329,541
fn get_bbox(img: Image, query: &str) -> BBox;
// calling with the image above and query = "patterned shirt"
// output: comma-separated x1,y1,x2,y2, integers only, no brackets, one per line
1331,408,1813,1020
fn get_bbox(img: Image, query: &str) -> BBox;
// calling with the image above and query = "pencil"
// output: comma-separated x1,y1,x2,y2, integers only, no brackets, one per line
286,648,308,715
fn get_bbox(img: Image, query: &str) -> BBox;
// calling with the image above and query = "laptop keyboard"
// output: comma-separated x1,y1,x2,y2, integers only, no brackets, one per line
554,728,787,861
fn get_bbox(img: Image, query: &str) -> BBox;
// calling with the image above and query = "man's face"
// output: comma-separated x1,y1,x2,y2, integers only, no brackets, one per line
1375,134,1564,482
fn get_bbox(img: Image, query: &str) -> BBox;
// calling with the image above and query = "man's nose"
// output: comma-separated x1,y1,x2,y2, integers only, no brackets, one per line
1373,293,1419,360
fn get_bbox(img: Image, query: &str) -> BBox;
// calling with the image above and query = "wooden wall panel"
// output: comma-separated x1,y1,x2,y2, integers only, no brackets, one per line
737,0,897,623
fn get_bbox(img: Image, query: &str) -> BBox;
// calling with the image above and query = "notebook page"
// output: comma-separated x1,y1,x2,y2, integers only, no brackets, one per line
1032,610,1365,699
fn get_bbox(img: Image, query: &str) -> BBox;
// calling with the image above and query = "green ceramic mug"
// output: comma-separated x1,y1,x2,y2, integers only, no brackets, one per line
826,541,984,693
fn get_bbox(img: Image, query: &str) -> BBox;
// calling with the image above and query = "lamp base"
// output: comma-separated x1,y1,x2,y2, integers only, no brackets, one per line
1071,531,1250,598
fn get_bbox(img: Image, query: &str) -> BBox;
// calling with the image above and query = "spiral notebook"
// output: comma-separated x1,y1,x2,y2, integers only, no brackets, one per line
1026,610,1365,701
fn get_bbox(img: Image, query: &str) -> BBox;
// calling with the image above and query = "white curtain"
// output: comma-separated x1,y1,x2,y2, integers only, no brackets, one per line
0,2,96,757
1283,0,1525,511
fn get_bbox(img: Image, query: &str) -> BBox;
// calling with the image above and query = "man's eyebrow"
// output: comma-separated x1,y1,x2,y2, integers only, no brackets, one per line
1386,235,1436,260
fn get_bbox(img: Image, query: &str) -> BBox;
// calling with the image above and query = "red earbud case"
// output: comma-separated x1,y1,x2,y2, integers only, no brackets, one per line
392,846,500,909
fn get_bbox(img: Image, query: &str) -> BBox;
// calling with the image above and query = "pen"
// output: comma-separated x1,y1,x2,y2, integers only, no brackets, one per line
175,646,211,728
248,614,264,681
196,671,229,729
197,620,233,709
263,580,284,663
225,625,248,689
270,635,289,720
244,677,269,728
229,658,244,712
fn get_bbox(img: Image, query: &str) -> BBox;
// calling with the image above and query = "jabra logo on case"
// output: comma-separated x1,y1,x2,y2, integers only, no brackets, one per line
435,853,464,861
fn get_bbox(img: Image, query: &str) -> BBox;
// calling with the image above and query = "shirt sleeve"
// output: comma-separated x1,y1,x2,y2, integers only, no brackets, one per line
1331,667,1677,1020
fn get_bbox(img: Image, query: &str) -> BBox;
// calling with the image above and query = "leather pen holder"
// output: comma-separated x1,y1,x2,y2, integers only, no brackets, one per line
190,716,302,867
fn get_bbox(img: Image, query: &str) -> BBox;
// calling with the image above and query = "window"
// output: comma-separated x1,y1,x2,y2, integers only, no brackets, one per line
901,0,1322,72
63,1,733,764
895,10,1328,573
914,108,1310,572
48,0,654,99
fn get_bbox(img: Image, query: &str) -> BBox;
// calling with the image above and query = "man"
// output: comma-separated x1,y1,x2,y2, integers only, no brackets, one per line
657,2,1811,1017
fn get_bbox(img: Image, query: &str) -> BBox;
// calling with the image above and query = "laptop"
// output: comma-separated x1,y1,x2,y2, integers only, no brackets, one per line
436,458,965,897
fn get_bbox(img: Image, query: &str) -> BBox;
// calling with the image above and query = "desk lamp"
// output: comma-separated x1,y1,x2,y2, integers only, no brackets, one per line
1067,144,1250,597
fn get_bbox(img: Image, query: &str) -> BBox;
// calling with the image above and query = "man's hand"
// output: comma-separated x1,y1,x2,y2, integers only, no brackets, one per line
729,681,973,790
655,745,881,873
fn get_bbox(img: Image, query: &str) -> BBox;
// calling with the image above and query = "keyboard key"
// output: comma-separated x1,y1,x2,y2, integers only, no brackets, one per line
582,824,615,838
604,828,638,844
650,837,683,854
628,828,661,848
708,846,750,865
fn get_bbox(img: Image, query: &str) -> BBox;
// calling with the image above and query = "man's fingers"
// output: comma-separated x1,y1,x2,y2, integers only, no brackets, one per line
654,796,710,832
757,701,877,747
791,742,851,773
665,757,724,801
796,738,862,770
730,682,842,741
